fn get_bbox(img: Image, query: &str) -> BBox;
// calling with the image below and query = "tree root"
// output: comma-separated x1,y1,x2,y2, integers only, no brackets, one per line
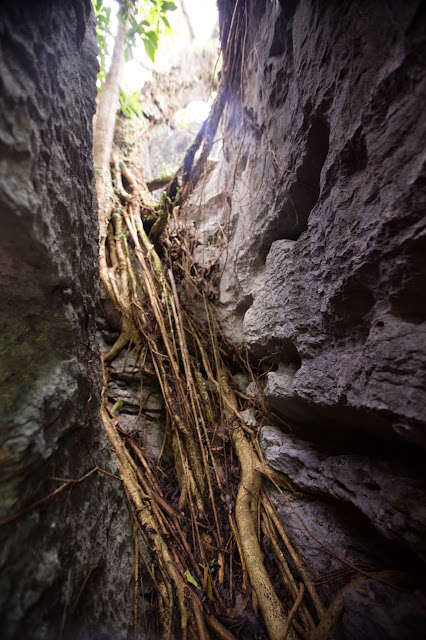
95,92,375,639
0,466,114,527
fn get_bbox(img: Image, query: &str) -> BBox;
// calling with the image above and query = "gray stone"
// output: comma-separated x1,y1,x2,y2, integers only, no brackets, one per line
240,408,258,427
261,425,426,557
0,3,134,638
145,123,196,180
232,373,250,394
268,488,394,602
116,414,166,461
194,0,426,449
343,579,426,640
107,378,164,414
109,349,141,380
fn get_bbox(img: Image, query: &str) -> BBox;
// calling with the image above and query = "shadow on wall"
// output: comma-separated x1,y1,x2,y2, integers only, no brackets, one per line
277,113,330,241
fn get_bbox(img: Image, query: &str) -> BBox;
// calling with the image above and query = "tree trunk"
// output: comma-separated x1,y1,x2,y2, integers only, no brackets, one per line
180,0,195,41
93,17,127,232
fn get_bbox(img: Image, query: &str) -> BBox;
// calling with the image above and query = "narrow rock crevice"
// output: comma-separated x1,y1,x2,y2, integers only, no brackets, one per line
1,0,425,638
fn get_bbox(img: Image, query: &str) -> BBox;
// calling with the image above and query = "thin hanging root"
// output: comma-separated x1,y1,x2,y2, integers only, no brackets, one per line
133,533,139,640
190,594,210,640
281,583,304,640
228,511,250,594
261,514,315,633
188,309,309,637
262,493,325,620
101,403,211,639
170,429,189,509
168,268,224,550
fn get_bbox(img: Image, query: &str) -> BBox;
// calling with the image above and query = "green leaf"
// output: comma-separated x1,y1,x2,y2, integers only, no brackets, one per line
143,37,156,62
160,14,171,29
111,400,123,415
146,29,159,46
126,26,139,38
185,569,201,590
94,0,176,91
162,1,177,11
119,88,143,119
206,573,213,600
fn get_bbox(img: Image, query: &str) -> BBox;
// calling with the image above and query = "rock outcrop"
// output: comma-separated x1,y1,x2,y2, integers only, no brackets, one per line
187,0,426,636
0,3,134,638
198,0,426,448
260,425,426,557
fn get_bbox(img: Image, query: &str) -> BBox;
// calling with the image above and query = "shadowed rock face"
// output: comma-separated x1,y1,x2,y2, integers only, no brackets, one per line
260,425,426,557
191,0,426,451
188,0,426,635
208,0,426,449
0,3,134,638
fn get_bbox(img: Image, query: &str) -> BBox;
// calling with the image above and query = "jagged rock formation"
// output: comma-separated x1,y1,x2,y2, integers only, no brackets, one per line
1,0,425,638
0,3,134,638
187,0,426,636
200,0,426,447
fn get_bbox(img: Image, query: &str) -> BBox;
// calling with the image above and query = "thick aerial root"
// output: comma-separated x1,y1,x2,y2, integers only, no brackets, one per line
309,577,364,640
104,330,130,364
157,578,172,640
215,363,296,640
233,427,293,640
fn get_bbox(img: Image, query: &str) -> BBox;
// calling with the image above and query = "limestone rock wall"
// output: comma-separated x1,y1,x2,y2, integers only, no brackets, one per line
188,0,426,636
0,3,134,638
200,0,426,449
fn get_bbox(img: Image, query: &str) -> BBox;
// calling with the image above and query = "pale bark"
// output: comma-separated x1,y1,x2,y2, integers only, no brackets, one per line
93,17,127,233
180,0,195,41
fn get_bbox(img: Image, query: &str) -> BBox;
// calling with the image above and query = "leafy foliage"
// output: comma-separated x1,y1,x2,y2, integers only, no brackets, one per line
92,0,113,87
118,88,144,118
92,0,177,88
184,569,201,590
160,160,179,177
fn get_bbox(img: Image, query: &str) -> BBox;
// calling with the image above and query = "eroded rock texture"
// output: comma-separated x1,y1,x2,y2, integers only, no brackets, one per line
188,0,426,636
0,3,134,638
201,0,426,447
